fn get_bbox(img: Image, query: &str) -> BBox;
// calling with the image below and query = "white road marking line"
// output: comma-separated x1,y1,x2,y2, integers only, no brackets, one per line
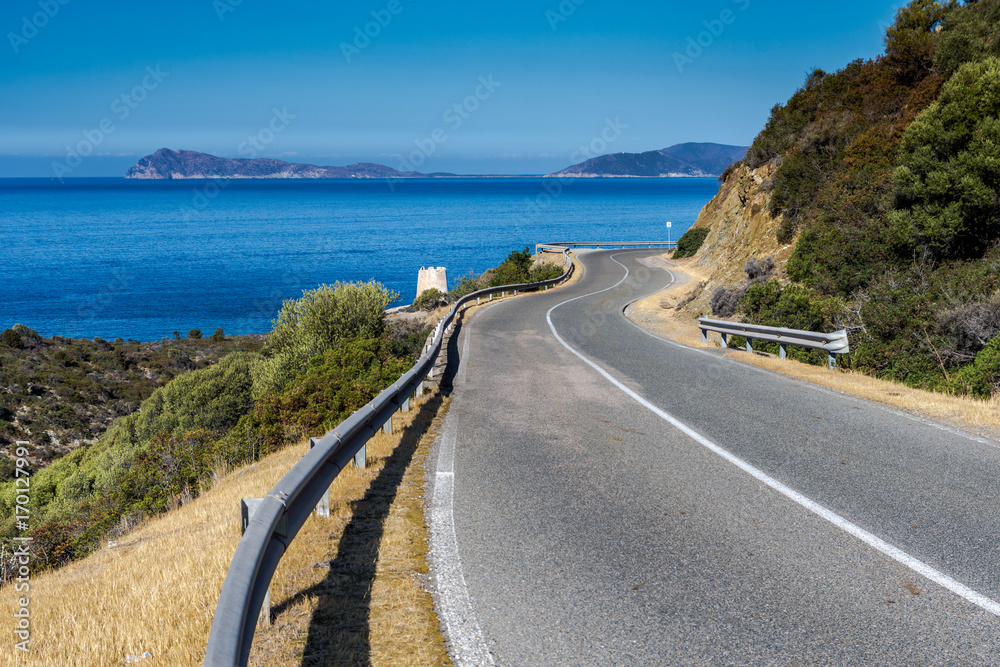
616,260,1000,450
458,317,471,386
429,358,494,665
547,252,1000,619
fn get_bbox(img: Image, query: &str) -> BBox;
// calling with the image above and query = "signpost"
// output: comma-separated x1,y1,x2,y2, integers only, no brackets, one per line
666,220,672,244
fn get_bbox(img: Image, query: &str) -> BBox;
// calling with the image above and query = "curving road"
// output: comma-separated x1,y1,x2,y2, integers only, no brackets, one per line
428,249,1000,666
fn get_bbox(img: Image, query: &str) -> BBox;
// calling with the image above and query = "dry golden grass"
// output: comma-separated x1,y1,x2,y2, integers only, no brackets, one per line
724,349,1000,436
628,264,1000,440
0,390,450,667
248,391,451,667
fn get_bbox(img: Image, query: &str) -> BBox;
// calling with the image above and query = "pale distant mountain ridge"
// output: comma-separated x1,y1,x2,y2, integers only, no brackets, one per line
124,148,450,179
124,144,748,179
549,142,748,178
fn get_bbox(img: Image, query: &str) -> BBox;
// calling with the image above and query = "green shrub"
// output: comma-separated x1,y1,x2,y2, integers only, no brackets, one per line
488,247,534,287
212,328,225,342
412,288,449,311
255,337,413,438
4,351,258,527
934,0,1000,75
736,280,841,364
188,329,202,339
530,262,565,282
890,57,1000,260
673,228,709,258
256,280,398,398
950,334,1000,398
449,275,486,301
1,329,24,349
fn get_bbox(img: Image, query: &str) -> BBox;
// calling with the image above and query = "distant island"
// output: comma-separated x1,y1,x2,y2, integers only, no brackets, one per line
548,142,748,178
125,143,748,180
124,148,456,180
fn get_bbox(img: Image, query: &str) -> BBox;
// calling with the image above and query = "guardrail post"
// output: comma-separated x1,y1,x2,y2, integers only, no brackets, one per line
721,333,728,348
309,439,331,517
402,395,410,413
477,297,481,305
746,338,754,354
240,499,272,627
701,329,707,344
354,441,367,469
779,343,787,360
828,353,836,370
417,380,425,396
381,417,393,435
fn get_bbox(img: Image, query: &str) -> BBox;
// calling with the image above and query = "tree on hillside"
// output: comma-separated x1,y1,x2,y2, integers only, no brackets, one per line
890,57,1000,259
884,0,955,80
935,0,1000,76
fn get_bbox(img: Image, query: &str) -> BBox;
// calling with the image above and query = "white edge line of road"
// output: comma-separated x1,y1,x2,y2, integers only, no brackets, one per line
546,252,1000,619
617,258,1000,450
429,304,506,667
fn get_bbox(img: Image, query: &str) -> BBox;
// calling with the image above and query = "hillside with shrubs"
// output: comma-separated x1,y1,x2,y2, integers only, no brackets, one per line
0,247,561,578
685,0,1000,399
0,327,260,480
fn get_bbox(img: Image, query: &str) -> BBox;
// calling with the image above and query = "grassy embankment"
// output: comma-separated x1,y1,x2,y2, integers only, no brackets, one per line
0,247,573,664
0,388,448,666
630,257,1000,439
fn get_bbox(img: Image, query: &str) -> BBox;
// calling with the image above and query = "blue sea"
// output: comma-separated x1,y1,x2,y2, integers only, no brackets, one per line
0,177,718,341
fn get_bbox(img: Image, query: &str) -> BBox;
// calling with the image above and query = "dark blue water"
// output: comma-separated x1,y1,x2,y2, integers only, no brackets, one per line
0,177,718,341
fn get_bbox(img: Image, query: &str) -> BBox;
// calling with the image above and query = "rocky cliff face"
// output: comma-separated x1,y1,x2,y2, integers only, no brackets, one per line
677,162,795,317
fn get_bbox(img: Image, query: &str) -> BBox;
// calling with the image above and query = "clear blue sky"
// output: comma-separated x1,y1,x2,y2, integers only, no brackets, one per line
1,0,910,177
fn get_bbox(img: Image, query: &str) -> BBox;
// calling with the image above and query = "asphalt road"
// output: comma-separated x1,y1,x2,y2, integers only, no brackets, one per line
428,249,1000,666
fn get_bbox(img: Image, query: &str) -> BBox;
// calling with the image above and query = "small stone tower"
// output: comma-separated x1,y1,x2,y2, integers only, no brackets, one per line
416,266,448,300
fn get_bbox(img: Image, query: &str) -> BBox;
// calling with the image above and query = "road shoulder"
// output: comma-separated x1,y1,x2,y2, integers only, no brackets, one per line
625,255,1000,444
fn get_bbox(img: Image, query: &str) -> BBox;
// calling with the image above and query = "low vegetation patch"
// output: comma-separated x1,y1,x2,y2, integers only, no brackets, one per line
0,325,261,479
673,227,709,259
447,246,565,301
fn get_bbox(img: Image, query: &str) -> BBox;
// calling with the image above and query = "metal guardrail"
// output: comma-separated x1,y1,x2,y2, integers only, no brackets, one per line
698,317,850,369
203,249,574,667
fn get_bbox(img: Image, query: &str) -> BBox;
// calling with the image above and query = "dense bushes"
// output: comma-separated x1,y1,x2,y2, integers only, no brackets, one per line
488,247,564,287
951,335,1000,398
1,351,258,529
447,247,565,300
890,57,1000,260
252,281,398,399
412,288,449,312
673,227,709,259
717,1,1000,400
0,327,260,475
710,257,774,318
934,0,1000,75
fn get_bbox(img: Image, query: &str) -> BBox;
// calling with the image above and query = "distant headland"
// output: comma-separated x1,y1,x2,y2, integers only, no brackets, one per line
550,143,748,178
124,148,457,180
124,143,748,180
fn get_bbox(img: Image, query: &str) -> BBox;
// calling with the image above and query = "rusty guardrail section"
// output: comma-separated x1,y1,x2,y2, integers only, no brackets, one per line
204,248,574,666
698,317,850,369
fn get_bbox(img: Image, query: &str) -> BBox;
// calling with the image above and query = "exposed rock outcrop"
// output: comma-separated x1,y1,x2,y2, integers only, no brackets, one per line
676,162,795,317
